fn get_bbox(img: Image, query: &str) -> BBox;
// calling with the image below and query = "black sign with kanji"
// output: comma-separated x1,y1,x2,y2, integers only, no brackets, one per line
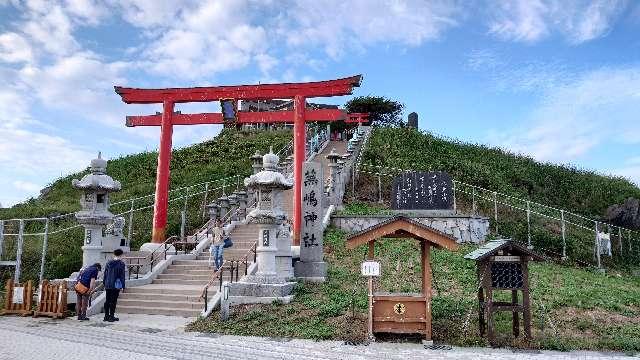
391,171,453,210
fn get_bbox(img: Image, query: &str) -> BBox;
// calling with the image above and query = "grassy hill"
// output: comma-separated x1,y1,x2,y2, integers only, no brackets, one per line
188,227,640,352
360,127,640,218
348,127,640,270
0,129,291,283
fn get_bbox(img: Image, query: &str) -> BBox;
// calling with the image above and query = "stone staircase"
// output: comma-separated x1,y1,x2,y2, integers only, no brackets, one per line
117,140,350,318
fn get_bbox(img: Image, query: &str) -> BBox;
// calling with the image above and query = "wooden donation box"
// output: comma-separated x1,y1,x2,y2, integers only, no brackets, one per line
464,239,544,344
346,216,458,341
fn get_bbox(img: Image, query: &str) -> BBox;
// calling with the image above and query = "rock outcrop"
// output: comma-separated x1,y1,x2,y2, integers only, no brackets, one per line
605,198,640,229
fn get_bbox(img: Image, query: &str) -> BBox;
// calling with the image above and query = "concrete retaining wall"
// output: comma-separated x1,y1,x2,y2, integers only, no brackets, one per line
331,211,490,244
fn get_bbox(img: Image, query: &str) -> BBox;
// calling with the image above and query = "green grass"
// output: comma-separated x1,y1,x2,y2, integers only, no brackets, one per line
189,227,640,352
0,129,291,285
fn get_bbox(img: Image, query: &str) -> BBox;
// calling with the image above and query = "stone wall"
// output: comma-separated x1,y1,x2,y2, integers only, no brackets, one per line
331,211,490,244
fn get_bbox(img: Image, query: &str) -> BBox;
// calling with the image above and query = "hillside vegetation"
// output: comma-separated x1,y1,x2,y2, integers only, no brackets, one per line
0,129,291,283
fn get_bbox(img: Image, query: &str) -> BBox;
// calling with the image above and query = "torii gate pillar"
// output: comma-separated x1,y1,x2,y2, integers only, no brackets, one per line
292,95,306,245
152,101,174,242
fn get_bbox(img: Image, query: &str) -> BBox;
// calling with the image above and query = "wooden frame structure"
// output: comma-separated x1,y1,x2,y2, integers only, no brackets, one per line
346,216,459,341
464,239,544,344
33,280,68,319
1,279,33,316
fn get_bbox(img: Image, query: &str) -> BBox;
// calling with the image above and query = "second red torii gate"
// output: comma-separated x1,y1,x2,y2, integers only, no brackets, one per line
114,75,365,245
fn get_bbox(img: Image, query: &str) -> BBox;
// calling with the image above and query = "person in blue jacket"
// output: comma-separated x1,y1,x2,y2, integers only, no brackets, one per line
103,248,126,322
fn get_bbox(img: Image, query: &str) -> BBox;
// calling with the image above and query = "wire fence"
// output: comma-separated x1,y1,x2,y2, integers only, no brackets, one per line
352,163,640,272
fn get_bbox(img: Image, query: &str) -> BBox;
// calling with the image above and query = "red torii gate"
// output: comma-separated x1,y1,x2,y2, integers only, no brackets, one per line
114,75,365,245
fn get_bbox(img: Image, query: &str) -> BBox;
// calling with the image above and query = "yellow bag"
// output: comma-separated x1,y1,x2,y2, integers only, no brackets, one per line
74,281,89,295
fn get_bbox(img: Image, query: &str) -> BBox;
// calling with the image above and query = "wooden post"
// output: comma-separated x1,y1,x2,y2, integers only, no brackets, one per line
522,260,532,340
367,240,375,340
512,289,519,337
421,241,432,341
477,265,486,336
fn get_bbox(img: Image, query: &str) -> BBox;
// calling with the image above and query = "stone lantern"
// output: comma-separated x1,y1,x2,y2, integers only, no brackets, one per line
326,148,341,205
206,202,220,223
244,148,293,282
72,153,126,267
249,151,262,206
234,190,248,220
227,193,239,222
218,195,230,220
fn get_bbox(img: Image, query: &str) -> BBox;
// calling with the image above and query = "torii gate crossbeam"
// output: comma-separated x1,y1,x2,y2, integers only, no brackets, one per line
115,75,363,245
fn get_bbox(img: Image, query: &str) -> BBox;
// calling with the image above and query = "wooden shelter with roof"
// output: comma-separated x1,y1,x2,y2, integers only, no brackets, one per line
346,216,459,341
464,239,544,344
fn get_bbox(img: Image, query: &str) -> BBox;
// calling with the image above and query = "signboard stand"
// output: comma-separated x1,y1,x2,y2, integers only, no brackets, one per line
361,259,380,340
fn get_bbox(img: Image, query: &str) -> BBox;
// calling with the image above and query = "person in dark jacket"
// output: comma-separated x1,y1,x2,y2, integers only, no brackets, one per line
76,262,101,321
103,248,126,322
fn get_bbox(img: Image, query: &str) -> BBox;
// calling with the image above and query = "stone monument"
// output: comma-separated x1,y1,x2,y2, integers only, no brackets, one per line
229,148,295,301
391,171,454,211
294,161,327,282
408,112,418,128
72,153,128,268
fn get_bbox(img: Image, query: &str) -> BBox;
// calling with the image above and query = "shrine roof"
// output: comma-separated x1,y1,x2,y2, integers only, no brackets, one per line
464,239,545,262
345,215,459,251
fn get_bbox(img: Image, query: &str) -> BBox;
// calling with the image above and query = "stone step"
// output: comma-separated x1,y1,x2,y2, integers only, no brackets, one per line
124,286,201,296
152,279,210,286
172,260,211,265
163,268,215,275
118,298,203,310
166,264,212,271
117,305,201,317
120,292,202,302
156,274,212,281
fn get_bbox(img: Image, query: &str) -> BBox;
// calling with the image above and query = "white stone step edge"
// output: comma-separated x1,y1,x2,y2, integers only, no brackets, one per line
200,260,258,318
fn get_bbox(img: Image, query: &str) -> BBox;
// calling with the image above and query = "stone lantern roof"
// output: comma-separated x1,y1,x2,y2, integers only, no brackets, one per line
244,148,293,190
72,153,122,192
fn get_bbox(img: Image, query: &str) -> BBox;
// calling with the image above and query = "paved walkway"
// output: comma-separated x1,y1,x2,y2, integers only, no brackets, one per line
0,315,636,360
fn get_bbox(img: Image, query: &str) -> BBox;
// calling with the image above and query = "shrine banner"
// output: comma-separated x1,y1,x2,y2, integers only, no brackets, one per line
300,161,323,262
391,171,453,210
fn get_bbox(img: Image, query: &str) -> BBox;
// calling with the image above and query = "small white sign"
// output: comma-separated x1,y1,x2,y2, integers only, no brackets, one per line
361,261,381,277
12,287,24,304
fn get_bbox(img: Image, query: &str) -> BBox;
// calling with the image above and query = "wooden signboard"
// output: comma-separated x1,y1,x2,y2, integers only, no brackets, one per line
346,216,459,341
1,279,33,316
391,172,453,210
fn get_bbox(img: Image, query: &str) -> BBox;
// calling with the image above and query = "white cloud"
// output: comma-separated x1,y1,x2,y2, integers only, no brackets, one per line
488,0,627,44
12,180,41,193
281,0,461,59
0,32,34,63
488,66,640,165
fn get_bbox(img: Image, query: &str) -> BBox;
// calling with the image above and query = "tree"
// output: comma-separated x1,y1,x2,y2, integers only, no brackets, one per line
345,95,405,127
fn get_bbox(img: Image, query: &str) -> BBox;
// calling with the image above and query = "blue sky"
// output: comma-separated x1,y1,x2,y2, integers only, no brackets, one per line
0,0,639,207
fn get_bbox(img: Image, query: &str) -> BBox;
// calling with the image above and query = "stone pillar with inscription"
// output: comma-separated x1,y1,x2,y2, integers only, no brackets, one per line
72,153,126,268
294,161,327,282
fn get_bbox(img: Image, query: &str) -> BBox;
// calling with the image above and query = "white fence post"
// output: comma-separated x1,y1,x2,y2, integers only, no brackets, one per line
595,221,602,270
127,199,134,246
618,226,623,255
39,218,49,283
493,191,498,234
377,173,383,204
526,200,532,249
560,210,567,260
14,219,24,283
202,182,209,219
471,187,476,215
453,181,457,213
